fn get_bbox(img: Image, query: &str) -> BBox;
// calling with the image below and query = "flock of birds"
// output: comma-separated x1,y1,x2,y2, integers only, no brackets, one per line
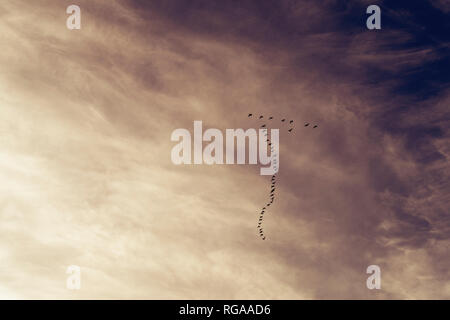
247,113,318,240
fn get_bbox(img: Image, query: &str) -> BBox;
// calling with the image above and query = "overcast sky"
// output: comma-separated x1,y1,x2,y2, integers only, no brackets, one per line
0,0,448,299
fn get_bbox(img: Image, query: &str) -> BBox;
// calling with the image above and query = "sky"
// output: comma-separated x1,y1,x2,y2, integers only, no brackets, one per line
0,0,448,299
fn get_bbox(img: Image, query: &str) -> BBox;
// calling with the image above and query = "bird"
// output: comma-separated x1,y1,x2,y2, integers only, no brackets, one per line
281,119,286,122
304,123,309,127
248,113,252,117
261,124,266,128
259,115,263,119
262,237,266,240
313,125,318,128
269,116,273,120
290,120,294,124
288,128,293,132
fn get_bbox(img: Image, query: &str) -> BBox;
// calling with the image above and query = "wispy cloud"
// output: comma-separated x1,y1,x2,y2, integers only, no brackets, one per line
0,0,448,299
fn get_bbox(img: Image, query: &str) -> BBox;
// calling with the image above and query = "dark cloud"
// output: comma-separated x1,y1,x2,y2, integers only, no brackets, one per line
0,0,448,298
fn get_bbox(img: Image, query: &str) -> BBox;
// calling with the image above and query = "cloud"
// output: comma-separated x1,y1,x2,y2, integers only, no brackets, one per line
0,0,448,299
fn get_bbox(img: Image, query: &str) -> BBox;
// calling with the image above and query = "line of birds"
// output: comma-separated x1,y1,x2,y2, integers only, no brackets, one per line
257,127,277,240
247,113,318,241
257,173,276,240
248,113,318,130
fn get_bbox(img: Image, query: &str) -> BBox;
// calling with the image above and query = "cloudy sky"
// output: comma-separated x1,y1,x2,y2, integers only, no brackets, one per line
0,0,448,299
